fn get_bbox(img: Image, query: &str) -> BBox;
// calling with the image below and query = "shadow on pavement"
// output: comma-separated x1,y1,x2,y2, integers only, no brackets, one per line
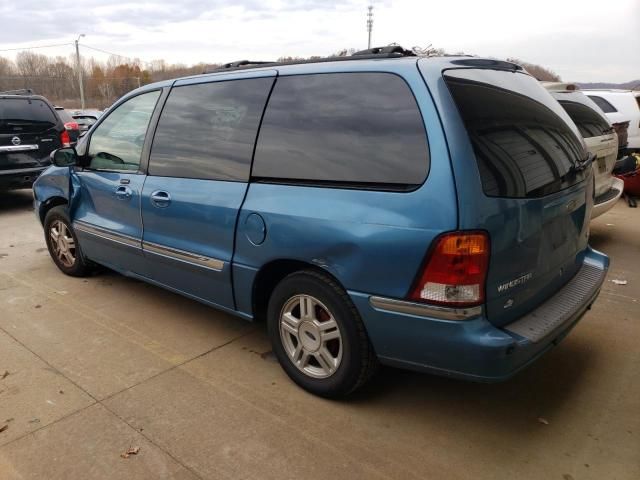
344,328,596,440
589,227,616,253
0,189,34,216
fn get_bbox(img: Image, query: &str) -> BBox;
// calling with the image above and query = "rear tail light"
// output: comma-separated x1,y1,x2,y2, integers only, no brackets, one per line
60,130,71,148
409,231,490,307
64,121,79,130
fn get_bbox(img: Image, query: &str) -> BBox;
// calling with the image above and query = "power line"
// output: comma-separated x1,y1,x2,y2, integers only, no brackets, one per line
0,42,73,53
81,44,129,59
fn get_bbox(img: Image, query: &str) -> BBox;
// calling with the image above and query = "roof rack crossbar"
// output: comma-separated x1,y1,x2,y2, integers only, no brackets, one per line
352,46,416,56
220,60,274,69
0,88,34,96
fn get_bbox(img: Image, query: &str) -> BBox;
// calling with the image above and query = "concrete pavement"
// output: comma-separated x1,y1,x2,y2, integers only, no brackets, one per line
0,189,638,479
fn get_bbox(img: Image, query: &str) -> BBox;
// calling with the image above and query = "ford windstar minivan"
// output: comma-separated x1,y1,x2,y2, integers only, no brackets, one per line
33,47,609,397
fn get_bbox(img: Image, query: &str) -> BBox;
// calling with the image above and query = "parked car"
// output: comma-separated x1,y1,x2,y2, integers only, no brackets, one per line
33,49,609,397
0,91,66,190
583,89,640,152
53,107,80,144
543,83,623,218
612,120,630,157
71,109,102,134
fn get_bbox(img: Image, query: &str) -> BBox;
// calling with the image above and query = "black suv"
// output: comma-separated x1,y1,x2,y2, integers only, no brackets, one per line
0,91,69,190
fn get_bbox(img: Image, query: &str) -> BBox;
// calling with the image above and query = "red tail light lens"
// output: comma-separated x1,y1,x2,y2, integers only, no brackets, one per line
64,121,79,130
409,231,490,307
60,130,71,148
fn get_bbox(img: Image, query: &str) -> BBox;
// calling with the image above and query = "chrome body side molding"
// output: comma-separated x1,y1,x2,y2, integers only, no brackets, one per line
142,241,224,272
73,221,141,249
369,296,482,321
73,222,226,272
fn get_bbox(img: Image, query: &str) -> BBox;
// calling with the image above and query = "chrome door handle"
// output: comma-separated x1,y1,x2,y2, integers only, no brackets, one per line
150,190,171,208
115,185,132,200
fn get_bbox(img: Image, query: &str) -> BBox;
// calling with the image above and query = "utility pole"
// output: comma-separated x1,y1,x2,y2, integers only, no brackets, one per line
75,34,86,110
366,5,374,49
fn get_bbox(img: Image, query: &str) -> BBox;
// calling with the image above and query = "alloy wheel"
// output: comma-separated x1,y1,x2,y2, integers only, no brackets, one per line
279,294,343,379
49,220,76,268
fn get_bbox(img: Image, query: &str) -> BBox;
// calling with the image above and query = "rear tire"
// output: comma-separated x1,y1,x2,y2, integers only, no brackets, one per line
267,270,378,398
44,206,91,277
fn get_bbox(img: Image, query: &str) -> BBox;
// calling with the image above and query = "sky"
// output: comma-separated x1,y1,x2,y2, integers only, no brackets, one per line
0,0,638,83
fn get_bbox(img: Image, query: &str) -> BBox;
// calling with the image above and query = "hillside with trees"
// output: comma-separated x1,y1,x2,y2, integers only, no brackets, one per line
2,49,633,109
0,51,215,109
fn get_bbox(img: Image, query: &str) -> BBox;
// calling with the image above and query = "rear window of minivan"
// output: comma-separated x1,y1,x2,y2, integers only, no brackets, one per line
253,72,429,189
0,98,57,134
558,101,612,139
587,95,617,113
444,69,586,198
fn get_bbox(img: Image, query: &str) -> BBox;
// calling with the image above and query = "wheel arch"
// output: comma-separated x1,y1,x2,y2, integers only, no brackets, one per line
39,196,68,224
251,259,346,322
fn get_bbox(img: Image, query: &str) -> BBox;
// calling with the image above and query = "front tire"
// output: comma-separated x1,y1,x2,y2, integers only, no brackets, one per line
267,270,378,398
44,206,91,277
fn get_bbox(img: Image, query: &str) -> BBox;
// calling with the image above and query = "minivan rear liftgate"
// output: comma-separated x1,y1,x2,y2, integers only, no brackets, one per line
436,65,603,328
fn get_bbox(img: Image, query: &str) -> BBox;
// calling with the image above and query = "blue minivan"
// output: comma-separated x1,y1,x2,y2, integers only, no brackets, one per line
33,48,609,397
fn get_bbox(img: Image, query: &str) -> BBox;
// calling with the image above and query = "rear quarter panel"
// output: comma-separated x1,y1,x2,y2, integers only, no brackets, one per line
233,61,458,317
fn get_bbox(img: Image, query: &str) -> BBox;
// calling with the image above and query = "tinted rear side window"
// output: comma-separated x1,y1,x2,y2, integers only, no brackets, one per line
444,69,586,198
587,95,617,113
559,101,611,138
0,98,57,133
149,77,274,181
253,73,429,188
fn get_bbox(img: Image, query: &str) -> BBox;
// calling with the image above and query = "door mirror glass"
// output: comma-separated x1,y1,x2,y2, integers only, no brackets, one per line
51,148,78,167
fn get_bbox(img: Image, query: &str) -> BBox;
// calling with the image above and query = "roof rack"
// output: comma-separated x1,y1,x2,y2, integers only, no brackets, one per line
352,46,416,56
0,88,34,96
218,60,274,70
204,45,416,74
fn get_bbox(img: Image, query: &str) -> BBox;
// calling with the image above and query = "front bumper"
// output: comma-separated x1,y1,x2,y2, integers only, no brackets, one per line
0,166,47,190
350,247,609,382
592,178,624,219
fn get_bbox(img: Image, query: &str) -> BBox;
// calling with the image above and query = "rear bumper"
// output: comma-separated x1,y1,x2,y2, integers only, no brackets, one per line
0,166,47,190
592,178,624,218
350,247,608,382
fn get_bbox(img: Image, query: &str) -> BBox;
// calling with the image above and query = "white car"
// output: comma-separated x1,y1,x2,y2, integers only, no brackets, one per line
582,89,640,151
543,83,623,218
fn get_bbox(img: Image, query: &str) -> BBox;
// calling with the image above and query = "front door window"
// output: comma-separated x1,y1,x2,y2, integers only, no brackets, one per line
87,91,160,171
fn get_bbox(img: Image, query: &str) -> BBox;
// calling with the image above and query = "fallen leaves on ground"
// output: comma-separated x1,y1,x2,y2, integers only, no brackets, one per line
0,424,8,433
537,417,549,425
1,371,9,380
120,446,140,459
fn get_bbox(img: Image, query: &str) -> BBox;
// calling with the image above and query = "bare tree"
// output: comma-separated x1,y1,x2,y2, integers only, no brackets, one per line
507,57,561,81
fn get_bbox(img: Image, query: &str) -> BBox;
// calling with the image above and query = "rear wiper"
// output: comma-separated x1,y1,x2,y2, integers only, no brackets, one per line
571,152,595,173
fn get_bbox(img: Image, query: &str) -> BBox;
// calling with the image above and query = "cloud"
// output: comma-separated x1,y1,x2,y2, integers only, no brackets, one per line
0,0,637,82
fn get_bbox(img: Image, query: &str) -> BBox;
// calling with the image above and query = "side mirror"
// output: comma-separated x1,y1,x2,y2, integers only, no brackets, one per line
51,148,78,167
